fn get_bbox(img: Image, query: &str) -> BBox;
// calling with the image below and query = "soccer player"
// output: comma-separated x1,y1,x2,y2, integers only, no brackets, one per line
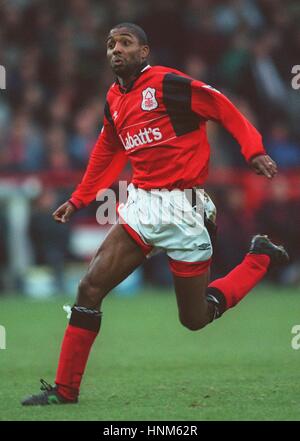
22,23,289,405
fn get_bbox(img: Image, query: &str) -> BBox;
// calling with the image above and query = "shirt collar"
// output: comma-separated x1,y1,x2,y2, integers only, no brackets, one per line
116,62,151,93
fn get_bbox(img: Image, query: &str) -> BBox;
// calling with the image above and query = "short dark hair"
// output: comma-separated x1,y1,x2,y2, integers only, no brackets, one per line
110,23,148,45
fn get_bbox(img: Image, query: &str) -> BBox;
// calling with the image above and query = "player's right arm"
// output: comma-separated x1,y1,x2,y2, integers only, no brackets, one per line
53,200,76,224
53,107,127,224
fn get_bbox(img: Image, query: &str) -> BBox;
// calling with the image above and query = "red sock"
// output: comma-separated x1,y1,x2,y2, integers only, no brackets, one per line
55,324,98,401
209,254,270,310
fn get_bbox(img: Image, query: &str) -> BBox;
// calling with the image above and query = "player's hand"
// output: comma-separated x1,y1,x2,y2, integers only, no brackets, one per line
250,154,277,179
52,201,76,223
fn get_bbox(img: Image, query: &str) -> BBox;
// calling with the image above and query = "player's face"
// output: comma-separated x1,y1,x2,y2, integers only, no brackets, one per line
106,28,149,78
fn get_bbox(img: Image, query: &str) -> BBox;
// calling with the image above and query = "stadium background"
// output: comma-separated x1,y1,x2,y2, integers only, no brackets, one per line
0,0,300,422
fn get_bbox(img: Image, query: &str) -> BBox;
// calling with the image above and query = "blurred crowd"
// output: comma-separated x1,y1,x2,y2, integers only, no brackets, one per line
1,0,300,172
0,0,300,292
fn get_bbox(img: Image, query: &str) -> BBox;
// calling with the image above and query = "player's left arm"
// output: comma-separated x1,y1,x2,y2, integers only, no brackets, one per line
191,81,277,179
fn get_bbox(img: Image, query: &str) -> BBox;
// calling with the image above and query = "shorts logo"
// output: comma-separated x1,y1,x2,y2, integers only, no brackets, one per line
198,243,211,250
141,87,158,111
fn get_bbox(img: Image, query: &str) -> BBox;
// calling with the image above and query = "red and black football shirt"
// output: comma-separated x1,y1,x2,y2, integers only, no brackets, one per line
70,64,266,208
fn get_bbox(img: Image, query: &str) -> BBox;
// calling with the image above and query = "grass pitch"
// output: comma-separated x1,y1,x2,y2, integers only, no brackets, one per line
0,285,299,421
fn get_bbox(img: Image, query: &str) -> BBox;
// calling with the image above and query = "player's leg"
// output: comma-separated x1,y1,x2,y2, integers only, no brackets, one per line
173,270,216,331
75,222,147,310
21,223,146,405
173,235,289,331
206,235,289,314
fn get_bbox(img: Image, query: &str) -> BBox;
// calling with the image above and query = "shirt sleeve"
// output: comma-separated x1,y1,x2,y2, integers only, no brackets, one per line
70,114,127,208
191,81,266,162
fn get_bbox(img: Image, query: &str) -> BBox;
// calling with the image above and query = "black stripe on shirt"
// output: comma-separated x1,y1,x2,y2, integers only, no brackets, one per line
162,73,201,137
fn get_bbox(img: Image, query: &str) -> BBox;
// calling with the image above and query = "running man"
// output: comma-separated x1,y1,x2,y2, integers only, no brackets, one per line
22,23,288,405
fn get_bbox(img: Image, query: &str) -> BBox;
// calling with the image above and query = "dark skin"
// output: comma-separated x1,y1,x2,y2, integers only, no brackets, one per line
106,28,150,88
52,27,278,328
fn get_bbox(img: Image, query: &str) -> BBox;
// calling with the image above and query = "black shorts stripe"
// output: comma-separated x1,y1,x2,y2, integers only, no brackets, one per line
162,73,201,137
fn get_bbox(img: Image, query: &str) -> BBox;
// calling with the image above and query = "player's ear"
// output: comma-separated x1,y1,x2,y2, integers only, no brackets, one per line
140,45,150,60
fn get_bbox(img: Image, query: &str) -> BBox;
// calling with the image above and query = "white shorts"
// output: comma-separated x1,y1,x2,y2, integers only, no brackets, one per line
118,184,216,277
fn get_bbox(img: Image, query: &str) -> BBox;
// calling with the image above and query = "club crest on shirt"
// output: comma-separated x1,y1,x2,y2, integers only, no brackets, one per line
141,87,158,111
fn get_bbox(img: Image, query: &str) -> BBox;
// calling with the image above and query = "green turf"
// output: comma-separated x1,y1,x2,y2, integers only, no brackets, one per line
0,285,300,421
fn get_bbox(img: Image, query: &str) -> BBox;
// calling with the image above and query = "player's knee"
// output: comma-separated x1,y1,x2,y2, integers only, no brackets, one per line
179,315,207,331
77,276,105,308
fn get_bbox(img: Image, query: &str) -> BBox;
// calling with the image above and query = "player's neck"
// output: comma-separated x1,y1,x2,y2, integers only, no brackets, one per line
117,61,148,90
117,74,137,89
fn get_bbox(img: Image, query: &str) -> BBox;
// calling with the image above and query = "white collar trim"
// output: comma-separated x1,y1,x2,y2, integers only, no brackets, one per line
141,64,151,73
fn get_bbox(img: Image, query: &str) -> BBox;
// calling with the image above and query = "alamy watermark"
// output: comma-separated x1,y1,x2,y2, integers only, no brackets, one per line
95,181,207,230
291,325,300,350
0,325,6,350
0,65,6,90
291,65,300,90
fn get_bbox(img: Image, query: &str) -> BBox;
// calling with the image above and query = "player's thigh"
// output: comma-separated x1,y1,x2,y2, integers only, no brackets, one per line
77,223,146,302
173,270,210,328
